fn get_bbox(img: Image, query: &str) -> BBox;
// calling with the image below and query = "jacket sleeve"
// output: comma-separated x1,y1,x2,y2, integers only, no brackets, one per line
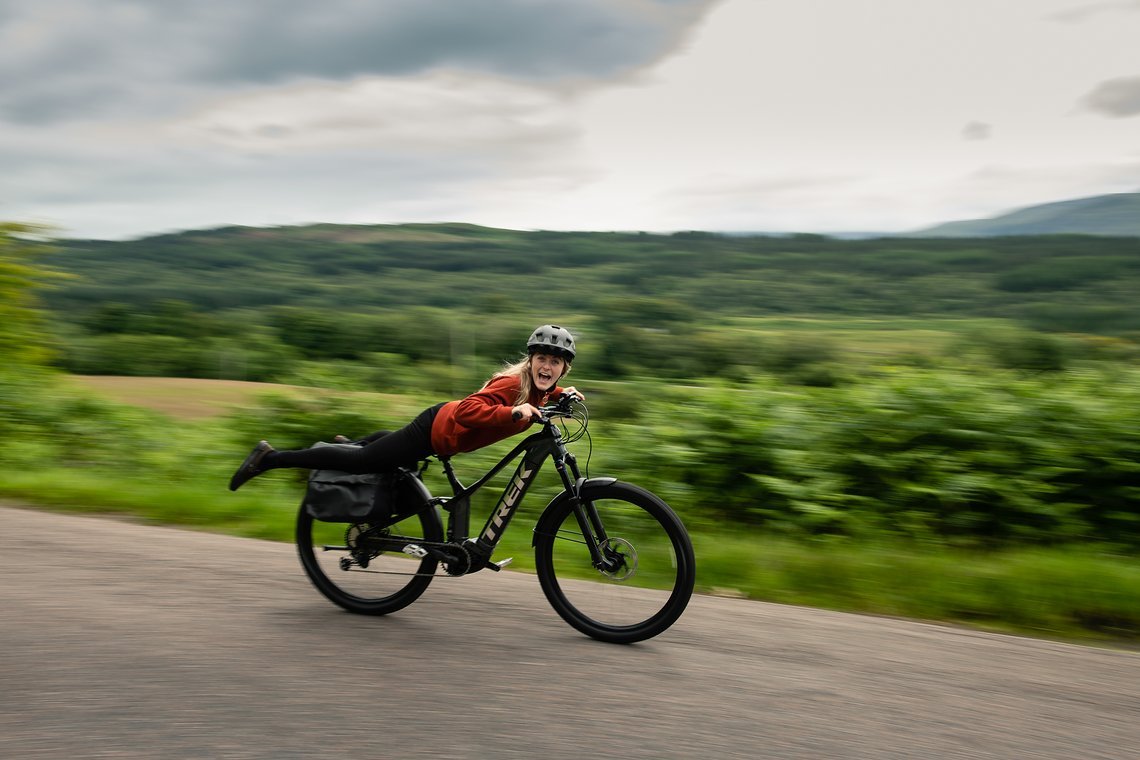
452,376,520,429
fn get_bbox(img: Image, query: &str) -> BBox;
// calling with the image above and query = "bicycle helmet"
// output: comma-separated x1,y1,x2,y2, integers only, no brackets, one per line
527,324,576,361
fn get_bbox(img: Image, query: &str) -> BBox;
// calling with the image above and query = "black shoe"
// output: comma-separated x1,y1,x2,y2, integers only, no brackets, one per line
229,440,274,491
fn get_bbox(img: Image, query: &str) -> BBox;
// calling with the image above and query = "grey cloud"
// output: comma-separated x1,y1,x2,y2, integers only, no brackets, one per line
1049,1,1140,23
205,1,713,83
2,84,119,124
1081,76,1140,117
0,0,718,124
1,132,499,238
962,121,992,140
0,1,197,123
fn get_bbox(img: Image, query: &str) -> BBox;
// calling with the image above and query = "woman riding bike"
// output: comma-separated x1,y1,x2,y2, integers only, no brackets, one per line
228,324,583,491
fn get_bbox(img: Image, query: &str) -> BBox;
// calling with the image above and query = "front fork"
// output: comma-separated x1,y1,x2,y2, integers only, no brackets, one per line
553,451,622,573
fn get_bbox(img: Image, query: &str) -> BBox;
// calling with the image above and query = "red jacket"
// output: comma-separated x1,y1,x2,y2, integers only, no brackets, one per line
430,374,562,457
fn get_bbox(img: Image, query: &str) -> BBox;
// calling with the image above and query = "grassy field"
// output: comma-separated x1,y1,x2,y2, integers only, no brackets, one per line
9,374,1133,646
68,375,412,419
69,375,299,419
727,315,1003,353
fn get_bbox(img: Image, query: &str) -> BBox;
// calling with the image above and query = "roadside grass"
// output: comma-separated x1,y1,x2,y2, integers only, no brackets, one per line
695,531,1140,642
0,468,299,542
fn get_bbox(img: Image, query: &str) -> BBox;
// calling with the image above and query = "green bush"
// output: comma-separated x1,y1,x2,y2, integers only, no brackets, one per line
589,369,1140,548
59,330,297,381
223,389,432,453
952,327,1067,372
0,368,166,470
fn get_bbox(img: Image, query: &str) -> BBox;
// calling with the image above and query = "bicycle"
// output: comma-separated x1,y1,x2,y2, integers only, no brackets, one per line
295,394,695,644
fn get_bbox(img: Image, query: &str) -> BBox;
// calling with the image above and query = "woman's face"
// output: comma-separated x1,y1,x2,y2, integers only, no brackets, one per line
530,352,566,392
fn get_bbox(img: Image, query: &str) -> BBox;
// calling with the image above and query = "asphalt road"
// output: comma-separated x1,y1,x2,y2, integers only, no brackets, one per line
2,505,1137,760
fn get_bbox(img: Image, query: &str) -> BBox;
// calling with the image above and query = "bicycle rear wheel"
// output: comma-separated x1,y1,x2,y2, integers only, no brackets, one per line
533,481,695,644
296,505,443,615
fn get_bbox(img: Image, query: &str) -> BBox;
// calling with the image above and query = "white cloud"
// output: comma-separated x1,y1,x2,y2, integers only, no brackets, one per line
172,71,581,158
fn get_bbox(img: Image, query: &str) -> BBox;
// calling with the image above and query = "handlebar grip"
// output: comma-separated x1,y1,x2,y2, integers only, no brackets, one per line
512,410,523,422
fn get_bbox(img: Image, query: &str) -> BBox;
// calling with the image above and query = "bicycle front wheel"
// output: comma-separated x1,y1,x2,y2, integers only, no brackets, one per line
533,481,695,644
296,505,443,615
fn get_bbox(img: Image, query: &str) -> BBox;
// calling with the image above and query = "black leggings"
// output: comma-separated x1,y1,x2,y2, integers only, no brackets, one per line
263,403,442,474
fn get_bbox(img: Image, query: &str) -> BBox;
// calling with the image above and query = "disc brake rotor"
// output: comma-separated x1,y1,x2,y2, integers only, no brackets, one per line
598,537,637,581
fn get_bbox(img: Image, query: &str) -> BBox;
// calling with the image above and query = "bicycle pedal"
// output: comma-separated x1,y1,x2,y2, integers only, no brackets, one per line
402,544,429,558
488,557,513,572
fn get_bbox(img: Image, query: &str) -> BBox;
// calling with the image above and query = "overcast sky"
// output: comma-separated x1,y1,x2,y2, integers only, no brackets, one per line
2,0,1138,240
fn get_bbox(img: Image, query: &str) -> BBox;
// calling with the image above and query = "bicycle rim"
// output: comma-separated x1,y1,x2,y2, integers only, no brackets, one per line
296,505,442,615
534,482,695,643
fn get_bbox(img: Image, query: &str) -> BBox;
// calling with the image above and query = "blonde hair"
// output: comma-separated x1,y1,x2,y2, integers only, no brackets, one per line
488,355,571,405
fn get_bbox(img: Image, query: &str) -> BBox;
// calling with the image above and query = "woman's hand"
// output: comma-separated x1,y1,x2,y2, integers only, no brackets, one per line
511,403,542,422
561,386,585,400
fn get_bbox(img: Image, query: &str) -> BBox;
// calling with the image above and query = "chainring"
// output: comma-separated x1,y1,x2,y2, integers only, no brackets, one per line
441,543,473,576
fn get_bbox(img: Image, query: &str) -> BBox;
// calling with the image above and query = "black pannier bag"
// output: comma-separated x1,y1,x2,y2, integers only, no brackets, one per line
301,443,427,525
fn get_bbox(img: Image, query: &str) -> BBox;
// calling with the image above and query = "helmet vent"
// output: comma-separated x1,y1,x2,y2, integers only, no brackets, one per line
526,324,576,360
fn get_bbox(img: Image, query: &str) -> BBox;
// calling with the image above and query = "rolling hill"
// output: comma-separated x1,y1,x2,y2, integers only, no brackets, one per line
913,192,1140,238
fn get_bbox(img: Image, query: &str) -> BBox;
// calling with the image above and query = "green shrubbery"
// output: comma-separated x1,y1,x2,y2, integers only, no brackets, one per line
9,363,1136,551
591,368,1140,548
204,360,1140,551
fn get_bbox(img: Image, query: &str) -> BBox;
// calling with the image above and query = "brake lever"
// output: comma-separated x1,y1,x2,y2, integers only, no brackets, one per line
512,409,551,423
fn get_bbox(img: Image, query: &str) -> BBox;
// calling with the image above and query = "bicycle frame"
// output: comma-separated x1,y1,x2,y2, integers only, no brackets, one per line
424,414,618,573
439,420,571,541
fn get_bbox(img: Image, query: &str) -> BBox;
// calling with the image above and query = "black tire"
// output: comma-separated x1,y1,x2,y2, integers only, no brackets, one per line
296,504,443,615
533,481,695,643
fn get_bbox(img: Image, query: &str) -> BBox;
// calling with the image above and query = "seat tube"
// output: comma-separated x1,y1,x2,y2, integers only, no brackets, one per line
440,459,470,542
446,496,470,543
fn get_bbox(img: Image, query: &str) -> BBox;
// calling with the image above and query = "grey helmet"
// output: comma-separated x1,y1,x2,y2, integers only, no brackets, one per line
527,324,576,361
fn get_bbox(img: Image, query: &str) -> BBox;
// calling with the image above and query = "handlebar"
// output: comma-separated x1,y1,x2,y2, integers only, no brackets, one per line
511,392,583,423
542,391,583,419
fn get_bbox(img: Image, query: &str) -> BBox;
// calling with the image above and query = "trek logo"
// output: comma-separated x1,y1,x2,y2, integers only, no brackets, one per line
483,465,533,540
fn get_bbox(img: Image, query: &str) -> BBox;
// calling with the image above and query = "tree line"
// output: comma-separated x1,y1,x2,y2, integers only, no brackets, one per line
40,223,1140,384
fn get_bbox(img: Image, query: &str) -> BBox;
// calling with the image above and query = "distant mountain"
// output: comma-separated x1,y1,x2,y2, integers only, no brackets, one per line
912,192,1140,238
